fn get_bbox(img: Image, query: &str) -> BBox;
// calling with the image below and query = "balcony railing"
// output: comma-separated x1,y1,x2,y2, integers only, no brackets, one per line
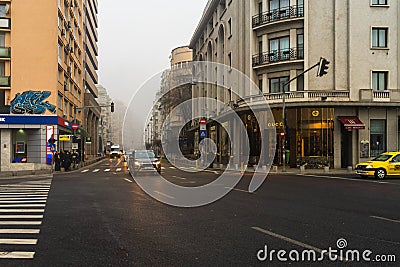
0,76,10,87
252,5,304,28
252,48,304,67
237,91,350,107
0,46,10,58
359,89,400,102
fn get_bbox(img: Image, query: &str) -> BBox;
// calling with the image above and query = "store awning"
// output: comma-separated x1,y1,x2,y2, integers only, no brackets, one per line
338,116,365,130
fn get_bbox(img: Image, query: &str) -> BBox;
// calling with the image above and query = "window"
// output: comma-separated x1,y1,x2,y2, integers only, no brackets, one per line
372,71,388,90
58,43,63,63
69,103,73,117
371,0,387,5
370,119,386,157
258,77,263,92
269,76,289,93
58,94,63,110
228,52,232,68
372,28,388,48
0,89,5,106
297,34,304,59
269,36,290,61
0,4,8,18
0,32,5,47
297,74,304,91
63,100,68,116
0,62,5,76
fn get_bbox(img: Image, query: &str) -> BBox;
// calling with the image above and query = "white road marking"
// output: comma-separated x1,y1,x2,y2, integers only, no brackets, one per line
0,192,47,196
124,178,133,183
161,167,166,170
116,168,122,172
0,198,47,201
0,229,40,234
0,215,43,219
81,170,89,173
181,181,196,184
0,190,49,192
0,251,35,259
93,169,100,173
252,227,347,262
224,187,253,194
104,169,110,172
172,176,187,180
0,201,46,204
169,167,176,169
0,222,42,225
154,191,175,199
0,204,45,207
0,239,38,245
370,216,400,224
298,174,400,186
0,185,50,188
0,209,45,213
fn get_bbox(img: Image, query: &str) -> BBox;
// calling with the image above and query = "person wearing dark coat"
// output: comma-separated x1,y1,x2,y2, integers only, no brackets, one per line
63,151,72,171
54,151,61,171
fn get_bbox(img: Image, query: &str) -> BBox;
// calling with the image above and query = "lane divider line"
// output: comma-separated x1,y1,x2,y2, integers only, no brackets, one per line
123,178,133,183
154,191,175,199
252,227,347,262
370,215,400,224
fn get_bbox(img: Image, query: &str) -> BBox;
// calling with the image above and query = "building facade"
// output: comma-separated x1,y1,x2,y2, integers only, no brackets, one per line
189,0,400,168
97,85,113,154
0,0,99,172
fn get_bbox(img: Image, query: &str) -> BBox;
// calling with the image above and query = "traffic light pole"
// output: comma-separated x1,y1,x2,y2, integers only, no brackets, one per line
280,61,323,172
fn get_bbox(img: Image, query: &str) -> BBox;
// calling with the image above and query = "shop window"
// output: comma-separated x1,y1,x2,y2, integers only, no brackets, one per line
12,129,28,163
370,119,386,157
295,108,334,168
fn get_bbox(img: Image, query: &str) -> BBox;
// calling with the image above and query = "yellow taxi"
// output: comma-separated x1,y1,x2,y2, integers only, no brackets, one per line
355,152,400,179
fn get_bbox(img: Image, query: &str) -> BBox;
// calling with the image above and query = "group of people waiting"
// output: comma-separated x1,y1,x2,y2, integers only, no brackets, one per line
54,150,80,171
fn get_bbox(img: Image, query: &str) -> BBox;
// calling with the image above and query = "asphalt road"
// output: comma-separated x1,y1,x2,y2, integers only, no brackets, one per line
0,158,399,266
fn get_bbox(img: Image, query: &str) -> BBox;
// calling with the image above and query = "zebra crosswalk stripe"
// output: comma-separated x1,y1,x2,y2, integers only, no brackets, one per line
0,178,52,259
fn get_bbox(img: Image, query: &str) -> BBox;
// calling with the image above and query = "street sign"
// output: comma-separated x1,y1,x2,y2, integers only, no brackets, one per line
72,143,79,150
200,118,206,124
200,124,206,131
59,135,71,141
72,123,79,130
85,137,92,144
200,130,207,138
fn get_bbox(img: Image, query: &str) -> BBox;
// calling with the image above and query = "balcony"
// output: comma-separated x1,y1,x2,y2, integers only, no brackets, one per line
0,76,10,87
237,91,350,107
252,48,303,67
252,5,304,28
0,18,10,29
0,46,10,58
359,89,400,102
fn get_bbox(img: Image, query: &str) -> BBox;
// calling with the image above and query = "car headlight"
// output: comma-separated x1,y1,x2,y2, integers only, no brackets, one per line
134,161,141,167
365,165,373,169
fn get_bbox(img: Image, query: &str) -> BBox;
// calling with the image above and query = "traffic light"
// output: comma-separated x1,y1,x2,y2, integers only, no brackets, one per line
111,102,114,112
317,57,330,77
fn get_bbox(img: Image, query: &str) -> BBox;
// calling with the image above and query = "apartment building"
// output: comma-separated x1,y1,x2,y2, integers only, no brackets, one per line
0,0,99,172
97,85,113,153
189,0,400,169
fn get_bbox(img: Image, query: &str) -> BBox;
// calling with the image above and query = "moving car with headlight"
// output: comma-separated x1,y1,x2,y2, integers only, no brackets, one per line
129,150,161,176
355,152,400,179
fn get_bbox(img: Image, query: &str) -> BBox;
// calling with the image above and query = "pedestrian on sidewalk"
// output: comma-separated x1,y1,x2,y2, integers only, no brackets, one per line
54,151,61,171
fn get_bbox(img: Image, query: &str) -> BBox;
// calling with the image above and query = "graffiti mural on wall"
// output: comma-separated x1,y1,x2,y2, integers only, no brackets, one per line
10,91,56,114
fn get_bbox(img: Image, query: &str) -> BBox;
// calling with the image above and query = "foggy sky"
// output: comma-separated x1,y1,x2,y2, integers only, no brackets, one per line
97,0,209,105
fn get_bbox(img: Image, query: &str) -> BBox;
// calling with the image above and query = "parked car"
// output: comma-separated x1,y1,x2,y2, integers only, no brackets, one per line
129,150,161,176
355,152,400,179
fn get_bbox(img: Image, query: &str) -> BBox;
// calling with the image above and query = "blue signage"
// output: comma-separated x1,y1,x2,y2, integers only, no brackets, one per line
200,130,207,138
0,115,59,125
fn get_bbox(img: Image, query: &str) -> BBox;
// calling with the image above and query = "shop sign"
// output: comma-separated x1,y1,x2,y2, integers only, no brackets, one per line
59,135,71,141
72,143,79,150
312,110,320,117
10,91,56,115
267,122,283,128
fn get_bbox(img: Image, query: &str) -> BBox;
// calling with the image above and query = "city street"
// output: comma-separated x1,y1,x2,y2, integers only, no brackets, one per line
0,158,399,266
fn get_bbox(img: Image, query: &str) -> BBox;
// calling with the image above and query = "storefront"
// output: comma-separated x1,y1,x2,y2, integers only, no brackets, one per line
0,115,73,172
